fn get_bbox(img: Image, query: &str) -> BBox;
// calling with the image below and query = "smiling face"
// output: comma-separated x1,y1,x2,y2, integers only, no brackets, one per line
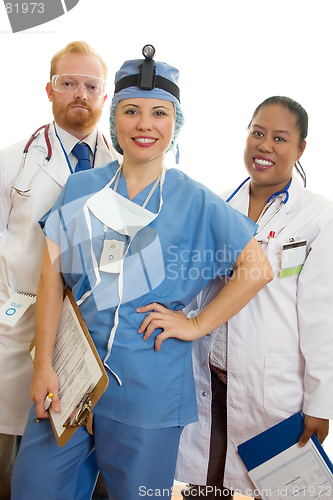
46,52,106,140
115,98,175,167
244,103,306,195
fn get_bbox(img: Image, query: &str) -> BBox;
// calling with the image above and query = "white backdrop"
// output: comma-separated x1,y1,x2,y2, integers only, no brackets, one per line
1,0,333,460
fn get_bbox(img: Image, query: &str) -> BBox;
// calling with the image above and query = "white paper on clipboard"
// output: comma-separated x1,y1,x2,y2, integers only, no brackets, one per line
248,439,333,499
31,294,104,439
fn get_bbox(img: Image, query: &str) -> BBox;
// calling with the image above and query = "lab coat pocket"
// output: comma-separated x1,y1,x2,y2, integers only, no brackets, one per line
264,353,304,418
129,235,183,299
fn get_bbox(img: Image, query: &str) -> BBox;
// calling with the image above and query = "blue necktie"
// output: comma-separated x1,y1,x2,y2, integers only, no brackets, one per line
72,143,91,172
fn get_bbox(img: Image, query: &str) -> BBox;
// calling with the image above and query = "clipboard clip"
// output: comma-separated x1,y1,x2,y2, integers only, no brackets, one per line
63,386,94,428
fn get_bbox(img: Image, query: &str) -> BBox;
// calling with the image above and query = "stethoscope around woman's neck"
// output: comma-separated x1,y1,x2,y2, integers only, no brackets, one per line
226,177,292,235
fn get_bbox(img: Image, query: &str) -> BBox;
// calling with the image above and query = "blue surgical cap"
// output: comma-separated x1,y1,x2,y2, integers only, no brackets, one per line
112,59,180,105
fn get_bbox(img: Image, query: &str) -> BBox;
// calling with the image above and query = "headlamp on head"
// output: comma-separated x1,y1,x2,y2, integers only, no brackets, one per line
113,45,180,103
142,44,155,60
139,44,156,90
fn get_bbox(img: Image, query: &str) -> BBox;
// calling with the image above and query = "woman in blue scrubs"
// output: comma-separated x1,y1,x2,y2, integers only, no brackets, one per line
12,46,273,500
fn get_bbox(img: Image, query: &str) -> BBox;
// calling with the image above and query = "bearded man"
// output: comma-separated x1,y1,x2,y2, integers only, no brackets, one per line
0,41,120,499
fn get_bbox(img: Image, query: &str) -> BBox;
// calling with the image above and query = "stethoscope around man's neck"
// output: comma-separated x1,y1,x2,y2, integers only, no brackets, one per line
226,177,292,235
11,124,52,197
11,122,109,197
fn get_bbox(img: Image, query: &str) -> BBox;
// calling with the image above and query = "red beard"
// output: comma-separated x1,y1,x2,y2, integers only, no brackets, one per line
52,99,103,133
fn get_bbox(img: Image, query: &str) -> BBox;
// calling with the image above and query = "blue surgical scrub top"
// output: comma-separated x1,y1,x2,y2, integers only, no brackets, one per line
43,161,257,429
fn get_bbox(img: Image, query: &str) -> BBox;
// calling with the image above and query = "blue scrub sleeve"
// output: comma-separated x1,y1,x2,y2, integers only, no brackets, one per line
188,187,257,278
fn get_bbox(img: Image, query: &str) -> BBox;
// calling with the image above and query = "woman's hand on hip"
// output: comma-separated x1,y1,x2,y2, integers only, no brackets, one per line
137,303,201,351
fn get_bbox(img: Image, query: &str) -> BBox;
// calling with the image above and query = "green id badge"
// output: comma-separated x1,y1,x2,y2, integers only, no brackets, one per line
279,239,306,278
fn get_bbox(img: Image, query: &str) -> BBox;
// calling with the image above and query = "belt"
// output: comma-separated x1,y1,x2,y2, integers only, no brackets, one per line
210,364,227,384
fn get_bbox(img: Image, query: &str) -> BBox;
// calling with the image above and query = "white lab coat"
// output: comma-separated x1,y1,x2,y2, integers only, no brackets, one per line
0,123,120,435
175,175,333,496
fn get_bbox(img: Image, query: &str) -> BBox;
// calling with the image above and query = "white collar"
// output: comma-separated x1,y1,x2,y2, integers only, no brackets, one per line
54,123,98,155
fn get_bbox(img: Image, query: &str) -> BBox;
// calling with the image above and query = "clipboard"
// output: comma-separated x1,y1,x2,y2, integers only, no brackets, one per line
30,288,109,447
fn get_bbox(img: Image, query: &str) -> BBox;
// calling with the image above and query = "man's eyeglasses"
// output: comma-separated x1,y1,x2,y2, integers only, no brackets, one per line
52,74,107,97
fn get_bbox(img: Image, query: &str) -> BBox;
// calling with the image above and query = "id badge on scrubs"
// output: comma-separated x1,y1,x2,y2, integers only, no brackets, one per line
279,239,306,278
99,239,126,274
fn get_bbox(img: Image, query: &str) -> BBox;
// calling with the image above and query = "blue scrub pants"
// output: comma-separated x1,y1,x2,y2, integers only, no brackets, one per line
12,404,183,500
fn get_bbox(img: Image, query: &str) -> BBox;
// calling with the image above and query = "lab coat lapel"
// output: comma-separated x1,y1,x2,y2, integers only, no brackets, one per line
226,175,304,235
95,130,122,168
224,181,250,216
267,176,304,233
285,174,303,214
43,123,73,188
43,126,119,188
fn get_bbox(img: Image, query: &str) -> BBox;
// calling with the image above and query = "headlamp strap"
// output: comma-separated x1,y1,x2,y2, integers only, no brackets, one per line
115,73,180,101
139,59,156,89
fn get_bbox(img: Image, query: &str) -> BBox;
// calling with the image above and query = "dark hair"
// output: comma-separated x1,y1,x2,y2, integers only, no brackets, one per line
248,96,308,186
249,96,308,144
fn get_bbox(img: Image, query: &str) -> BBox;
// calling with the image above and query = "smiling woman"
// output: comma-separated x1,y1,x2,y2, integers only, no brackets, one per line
11,46,273,500
175,96,333,499
114,98,176,186
244,98,307,222
109,94,185,162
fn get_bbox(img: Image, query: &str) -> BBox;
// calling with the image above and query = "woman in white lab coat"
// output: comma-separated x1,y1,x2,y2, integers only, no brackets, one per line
173,96,333,498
